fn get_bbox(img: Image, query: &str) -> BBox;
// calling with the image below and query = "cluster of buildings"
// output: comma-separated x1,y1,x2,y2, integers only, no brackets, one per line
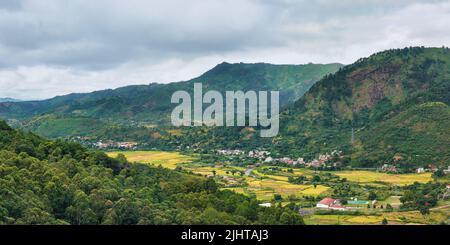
216,149,271,160
216,149,344,169
381,164,450,174
268,150,343,168
94,140,138,150
248,150,270,159
380,164,398,172
216,149,245,156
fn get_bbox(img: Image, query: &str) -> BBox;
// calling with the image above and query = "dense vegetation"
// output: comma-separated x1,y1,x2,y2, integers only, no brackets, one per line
0,120,303,224
279,47,450,166
0,62,342,138
1,47,449,169
128,47,450,168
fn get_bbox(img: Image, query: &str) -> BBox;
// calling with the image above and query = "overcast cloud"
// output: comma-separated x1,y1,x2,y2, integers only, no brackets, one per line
0,0,449,100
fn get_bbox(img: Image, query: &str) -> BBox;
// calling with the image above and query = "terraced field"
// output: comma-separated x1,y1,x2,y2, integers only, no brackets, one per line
304,206,450,225
107,151,330,201
107,151,194,169
330,171,432,185
106,150,440,218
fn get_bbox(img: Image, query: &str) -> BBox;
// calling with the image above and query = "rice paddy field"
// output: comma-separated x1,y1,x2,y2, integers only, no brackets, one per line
106,151,194,169
304,206,450,225
244,177,329,200
106,150,447,225
329,170,432,185
106,150,331,201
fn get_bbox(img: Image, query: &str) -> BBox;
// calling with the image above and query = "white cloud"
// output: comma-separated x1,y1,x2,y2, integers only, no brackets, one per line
0,0,449,100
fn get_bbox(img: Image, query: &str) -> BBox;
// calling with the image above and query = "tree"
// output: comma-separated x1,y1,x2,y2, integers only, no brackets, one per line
382,218,388,225
432,169,445,178
312,175,321,182
279,211,304,225
368,191,377,200
419,206,430,216
386,204,393,211
274,194,283,202
204,178,218,193
45,180,73,218
111,198,139,225
66,190,97,225
115,153,128,165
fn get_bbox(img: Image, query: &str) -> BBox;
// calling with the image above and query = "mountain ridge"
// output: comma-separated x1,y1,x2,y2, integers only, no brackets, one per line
0,62,343,134
167,47,450,167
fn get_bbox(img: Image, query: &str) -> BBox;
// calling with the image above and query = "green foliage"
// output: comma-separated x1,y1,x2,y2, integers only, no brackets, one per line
0,121,303,225
399,182,445,212
0,63,342,138
179,47,450,167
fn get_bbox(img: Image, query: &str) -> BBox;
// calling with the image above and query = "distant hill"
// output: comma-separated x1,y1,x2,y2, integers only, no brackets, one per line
0,62,342,137
172,47,450,167
0,98,20,102
278,47,450,167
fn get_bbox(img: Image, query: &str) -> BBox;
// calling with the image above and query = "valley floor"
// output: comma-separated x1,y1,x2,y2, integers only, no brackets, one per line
107,150,449,225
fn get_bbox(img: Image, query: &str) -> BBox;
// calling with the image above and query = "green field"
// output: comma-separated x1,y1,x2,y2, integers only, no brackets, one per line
107,150,194,169
330,170,432,185
305,206,450,225
106,150,447,225
106,150,330,200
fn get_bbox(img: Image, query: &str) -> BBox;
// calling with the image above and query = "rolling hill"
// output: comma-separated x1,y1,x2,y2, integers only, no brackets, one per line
0,98,20,103
170,47,450,167
278,47,450,166
0,62,342,137
2,47,448,168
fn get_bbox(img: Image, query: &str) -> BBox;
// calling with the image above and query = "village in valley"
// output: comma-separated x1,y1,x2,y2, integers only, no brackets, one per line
68,129,450,225
105,146,450,225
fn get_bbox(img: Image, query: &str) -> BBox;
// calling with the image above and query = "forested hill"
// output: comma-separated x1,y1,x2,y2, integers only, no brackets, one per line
0,62,342,137
279,47,450,167
0,120,303,225
174,47,450,168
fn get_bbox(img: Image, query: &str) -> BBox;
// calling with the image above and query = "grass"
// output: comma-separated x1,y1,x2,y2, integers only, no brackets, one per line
244,177,329,200
330,170,432,185
379,196,402,208
104,150,437,214
107,150,194,169
107,151,330,201
304,205,450,225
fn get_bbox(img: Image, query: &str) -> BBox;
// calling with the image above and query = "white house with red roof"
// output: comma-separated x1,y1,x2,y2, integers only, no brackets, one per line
316,198,336,208
316,198,348,211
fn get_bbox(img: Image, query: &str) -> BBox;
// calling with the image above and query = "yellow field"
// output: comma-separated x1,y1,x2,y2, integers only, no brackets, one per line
188,166,244,177
107,151,194,169
252,170,290,181
305,215,383,225
244,177,329,200
331,171,432,185
166,129,183,136
305,209,448,225
300,185,330,196
105,151,435,207
221,187,247,195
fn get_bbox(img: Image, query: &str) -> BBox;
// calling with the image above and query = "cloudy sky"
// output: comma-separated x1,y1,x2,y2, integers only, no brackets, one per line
1,0,449,100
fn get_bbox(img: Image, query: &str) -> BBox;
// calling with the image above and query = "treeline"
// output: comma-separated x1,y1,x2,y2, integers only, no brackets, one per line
0,120,303,225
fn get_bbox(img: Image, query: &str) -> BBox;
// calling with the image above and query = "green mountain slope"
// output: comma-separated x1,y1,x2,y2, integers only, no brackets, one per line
0,120,303,224
0,62,342,137
0,98,20,103
354,102,450,167
278,47,450,167
166,47,450,167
